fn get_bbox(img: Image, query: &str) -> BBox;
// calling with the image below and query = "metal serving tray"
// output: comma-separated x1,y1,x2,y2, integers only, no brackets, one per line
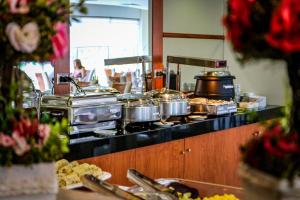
40,94,122,135
191,103,237,115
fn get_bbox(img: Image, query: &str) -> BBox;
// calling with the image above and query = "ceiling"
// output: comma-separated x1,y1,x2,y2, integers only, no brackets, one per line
71,0,149,10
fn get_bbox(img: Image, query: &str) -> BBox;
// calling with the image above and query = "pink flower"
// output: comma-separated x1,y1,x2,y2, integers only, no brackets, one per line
47,0,53,5
51,22,69,61
8,0,30,14
0,132,15,147
38,124,51,145
12,130,30,156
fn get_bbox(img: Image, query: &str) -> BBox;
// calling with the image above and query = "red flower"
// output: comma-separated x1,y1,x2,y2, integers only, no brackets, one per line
13,118,39,136
263,125,285,157
263,124,300,157
266,0,300,53
223,0,256,49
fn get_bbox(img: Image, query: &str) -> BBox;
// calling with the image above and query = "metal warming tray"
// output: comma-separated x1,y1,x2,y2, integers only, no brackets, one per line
40,94,122,135
190,98,237,115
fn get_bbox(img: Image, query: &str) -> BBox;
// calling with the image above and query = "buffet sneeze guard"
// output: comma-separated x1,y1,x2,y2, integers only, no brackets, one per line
104,56,152,92
166,56,227,91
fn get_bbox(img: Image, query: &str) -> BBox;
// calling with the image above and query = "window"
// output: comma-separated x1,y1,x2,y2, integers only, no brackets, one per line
70,17,147,86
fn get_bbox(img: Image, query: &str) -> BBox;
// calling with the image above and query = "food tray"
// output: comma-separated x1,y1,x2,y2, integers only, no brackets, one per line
126,178,244,199
64,171,112,190
174,179,244,199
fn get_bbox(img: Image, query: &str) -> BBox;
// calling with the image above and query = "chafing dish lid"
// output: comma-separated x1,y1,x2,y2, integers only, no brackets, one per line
124,98,158,107
146,88,185,100
117,93,150,101
41,93,117,107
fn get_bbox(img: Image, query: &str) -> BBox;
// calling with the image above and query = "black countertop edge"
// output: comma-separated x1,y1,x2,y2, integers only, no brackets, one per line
65,105,283,161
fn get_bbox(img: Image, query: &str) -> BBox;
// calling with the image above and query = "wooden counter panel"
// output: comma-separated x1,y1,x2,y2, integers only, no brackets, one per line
136,140,185,179
184,123,265,186
77,123,266,187
78,149,136,186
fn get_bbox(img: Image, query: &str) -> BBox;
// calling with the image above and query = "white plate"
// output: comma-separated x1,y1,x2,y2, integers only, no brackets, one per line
188,115,207,121
64,171,112,190
154,121,174,127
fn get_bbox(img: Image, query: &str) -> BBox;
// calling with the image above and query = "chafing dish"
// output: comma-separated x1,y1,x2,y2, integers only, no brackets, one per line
147,88,190,120
190,98,237,115
118,93,160,124
40,93,122,135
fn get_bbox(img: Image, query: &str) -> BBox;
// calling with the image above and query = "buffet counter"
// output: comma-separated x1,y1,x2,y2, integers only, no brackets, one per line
66,105,282,161
62,105,281,187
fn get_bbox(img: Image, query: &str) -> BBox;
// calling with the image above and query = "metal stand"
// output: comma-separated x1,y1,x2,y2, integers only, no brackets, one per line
165,56,227,91
104,56,152,93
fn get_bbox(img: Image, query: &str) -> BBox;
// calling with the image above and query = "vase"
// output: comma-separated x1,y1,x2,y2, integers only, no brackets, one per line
0,162,58,200
239,163,300,200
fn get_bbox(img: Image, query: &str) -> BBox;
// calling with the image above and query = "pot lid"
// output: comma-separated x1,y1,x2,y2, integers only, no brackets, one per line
146,88,185,100
124,98,157,107
197,71,231,77
117,93,148,101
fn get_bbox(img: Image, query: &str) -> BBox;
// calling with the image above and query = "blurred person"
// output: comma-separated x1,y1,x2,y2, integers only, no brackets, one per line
73,59,86,79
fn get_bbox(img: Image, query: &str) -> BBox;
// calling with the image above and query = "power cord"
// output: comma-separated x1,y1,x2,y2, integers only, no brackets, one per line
65,77,86,96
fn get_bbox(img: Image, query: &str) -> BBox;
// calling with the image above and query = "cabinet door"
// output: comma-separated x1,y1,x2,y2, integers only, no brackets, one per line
78,149,136,186
136,140,185,179
184,123,264,186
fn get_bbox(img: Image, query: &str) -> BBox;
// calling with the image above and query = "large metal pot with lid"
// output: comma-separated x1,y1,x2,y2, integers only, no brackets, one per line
117,93,160,123
194,71,235,101
147,88,190,119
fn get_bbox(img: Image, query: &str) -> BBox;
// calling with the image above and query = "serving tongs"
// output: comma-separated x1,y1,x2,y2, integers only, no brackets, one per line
127,169,178,200
81,174,143,200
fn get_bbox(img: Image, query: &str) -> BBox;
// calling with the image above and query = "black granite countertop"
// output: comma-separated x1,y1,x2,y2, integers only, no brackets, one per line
65,106,282,160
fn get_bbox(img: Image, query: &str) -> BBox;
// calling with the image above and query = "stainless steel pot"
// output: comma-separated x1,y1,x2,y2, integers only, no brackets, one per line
159,99,190,119
147,88,191,119
118,94,160,123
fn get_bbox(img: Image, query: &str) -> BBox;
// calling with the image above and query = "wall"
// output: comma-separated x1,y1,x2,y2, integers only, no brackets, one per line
163,0,225,89
163,0,287,105
224,42,288,105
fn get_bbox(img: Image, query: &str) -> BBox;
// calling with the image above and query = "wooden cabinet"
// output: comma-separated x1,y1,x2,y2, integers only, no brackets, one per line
136,140,185,179
184,123,265,186
78,149,135,186
77,123,265,187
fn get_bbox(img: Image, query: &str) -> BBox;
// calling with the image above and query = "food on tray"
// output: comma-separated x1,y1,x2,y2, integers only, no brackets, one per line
56,159,103,188
190,97,208,104
168,182,199,199
177,192,200,200
202,194,239,200
190,98,234,105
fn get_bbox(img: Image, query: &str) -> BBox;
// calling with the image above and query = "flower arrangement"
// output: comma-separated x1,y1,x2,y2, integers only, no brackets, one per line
0,0,86,166
0,0,86,63
0,0,86,109
0,115,69,166
224,0,300,182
